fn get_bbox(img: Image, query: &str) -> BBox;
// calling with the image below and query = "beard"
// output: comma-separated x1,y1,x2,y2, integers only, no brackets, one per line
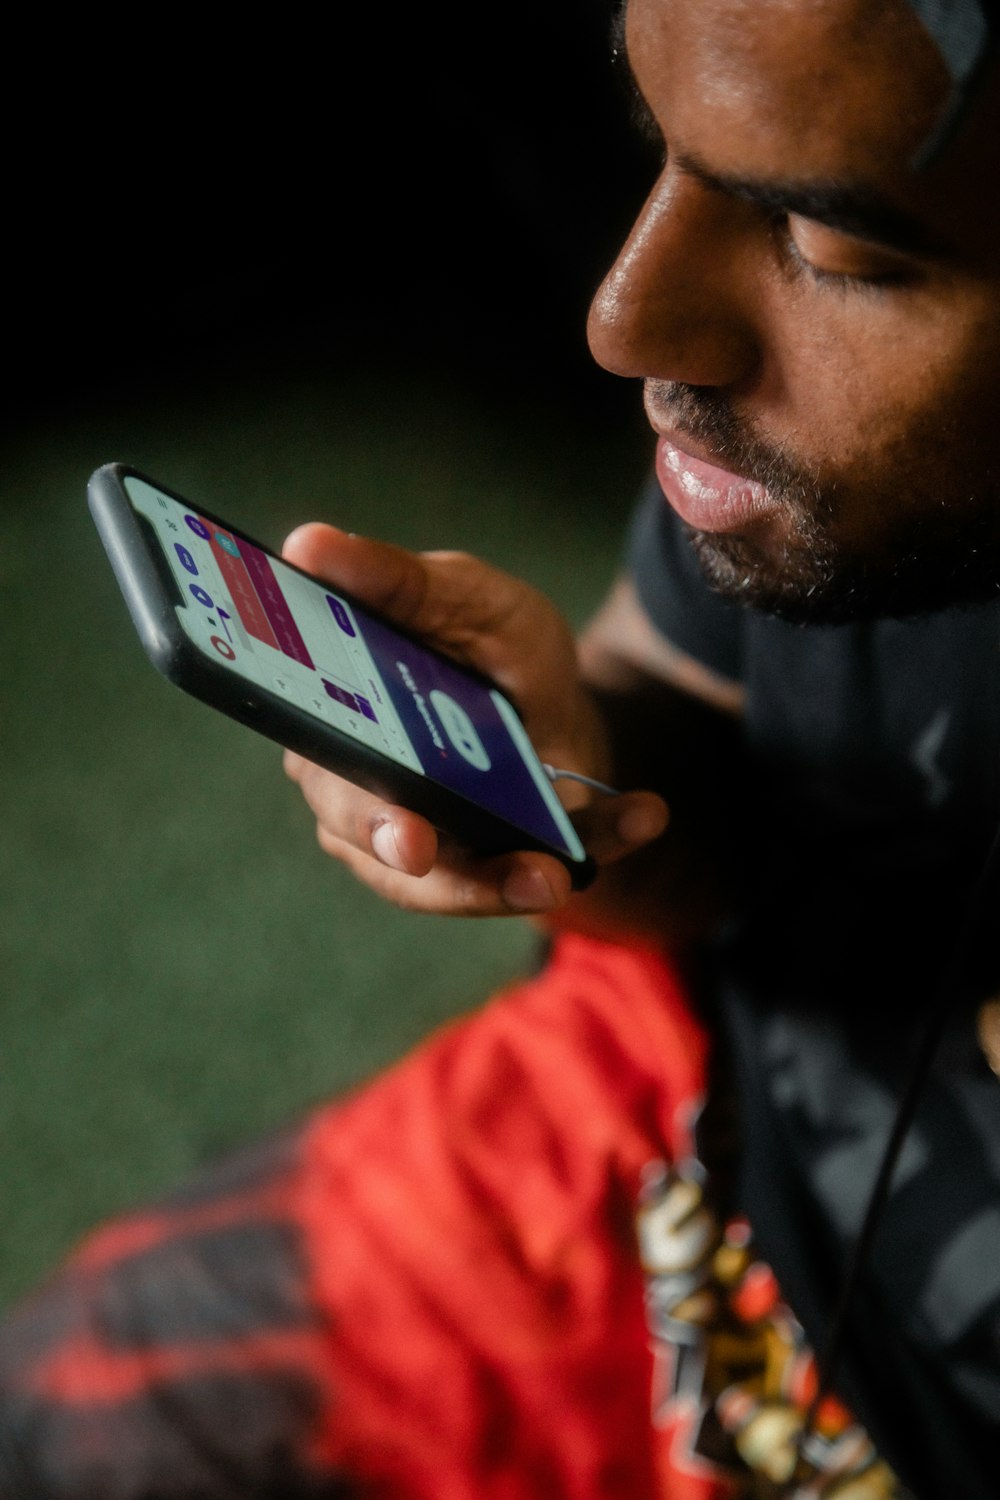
653,383,1000,625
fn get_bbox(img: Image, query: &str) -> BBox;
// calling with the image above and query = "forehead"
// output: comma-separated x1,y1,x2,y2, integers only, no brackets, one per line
625,0,949,179
622,0,1000,263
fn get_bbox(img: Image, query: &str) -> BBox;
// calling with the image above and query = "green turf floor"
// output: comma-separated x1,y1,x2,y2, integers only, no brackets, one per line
0,343,649,1306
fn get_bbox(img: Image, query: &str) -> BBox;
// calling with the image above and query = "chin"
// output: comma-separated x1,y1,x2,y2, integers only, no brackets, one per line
687,526,1000,626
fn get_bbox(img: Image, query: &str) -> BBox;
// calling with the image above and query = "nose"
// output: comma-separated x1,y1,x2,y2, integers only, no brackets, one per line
587,166,760,388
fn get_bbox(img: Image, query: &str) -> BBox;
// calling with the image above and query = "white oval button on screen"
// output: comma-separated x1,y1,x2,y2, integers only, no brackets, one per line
429,690,492,771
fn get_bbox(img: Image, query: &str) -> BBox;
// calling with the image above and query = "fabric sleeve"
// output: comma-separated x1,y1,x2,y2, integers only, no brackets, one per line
625,472,745,683
0,933,707,1500
0,1127,354,1499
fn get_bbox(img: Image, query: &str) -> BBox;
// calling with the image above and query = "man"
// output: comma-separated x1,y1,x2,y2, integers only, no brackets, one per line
3,1,999,1496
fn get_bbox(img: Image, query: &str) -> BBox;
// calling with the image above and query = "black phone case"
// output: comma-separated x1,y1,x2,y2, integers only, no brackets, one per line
88,463,595,888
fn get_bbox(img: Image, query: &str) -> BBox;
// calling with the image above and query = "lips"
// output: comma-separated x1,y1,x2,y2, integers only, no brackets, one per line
655,435,775,534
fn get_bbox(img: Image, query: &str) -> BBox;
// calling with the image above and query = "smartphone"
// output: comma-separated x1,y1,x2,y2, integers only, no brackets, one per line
88,463,594,887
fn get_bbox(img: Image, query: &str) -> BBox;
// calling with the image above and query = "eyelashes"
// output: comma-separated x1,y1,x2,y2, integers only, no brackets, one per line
773,215,916,293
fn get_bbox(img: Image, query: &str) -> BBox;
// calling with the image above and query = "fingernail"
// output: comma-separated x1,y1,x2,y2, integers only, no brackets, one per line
502,867,557,913
371,821,405,871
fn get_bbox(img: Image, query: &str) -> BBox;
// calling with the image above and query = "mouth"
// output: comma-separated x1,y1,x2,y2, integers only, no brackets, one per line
654,435,778,535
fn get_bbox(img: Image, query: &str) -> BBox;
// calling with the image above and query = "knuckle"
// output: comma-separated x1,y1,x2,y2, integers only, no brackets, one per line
449,870,497,918
307,800,504,918
316,823,345,858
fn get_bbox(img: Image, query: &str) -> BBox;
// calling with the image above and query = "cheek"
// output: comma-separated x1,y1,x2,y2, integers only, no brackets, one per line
761,284,1000,492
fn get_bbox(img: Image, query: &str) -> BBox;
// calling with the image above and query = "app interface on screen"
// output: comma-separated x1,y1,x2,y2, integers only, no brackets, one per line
125,476,584,859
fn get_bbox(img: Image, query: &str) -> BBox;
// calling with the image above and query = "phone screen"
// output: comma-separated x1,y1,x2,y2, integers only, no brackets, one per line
124,475,586,862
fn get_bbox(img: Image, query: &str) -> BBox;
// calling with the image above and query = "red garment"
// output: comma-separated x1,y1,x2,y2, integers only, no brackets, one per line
298,932,710,1497
0,934,712,1498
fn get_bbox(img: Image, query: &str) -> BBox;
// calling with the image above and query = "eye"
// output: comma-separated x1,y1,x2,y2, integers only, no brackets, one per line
780,213,915,289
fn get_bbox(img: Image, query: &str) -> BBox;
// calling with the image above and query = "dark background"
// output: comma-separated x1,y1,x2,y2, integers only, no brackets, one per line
9,2,651,429
2,4,661,1305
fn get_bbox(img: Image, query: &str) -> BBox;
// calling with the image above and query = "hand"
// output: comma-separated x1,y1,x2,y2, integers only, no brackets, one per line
281,524,668,917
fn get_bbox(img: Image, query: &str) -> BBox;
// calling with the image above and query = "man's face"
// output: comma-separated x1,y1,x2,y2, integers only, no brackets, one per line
588,0,1000,622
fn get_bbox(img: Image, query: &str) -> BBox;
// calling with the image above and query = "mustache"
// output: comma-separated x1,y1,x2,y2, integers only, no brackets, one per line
646,381,825,506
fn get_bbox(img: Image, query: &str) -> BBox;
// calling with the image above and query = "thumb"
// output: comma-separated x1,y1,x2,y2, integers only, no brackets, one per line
282,524,432,629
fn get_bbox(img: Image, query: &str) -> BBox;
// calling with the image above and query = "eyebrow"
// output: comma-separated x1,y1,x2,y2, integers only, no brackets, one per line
677,155,945,256
609,0,947,259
